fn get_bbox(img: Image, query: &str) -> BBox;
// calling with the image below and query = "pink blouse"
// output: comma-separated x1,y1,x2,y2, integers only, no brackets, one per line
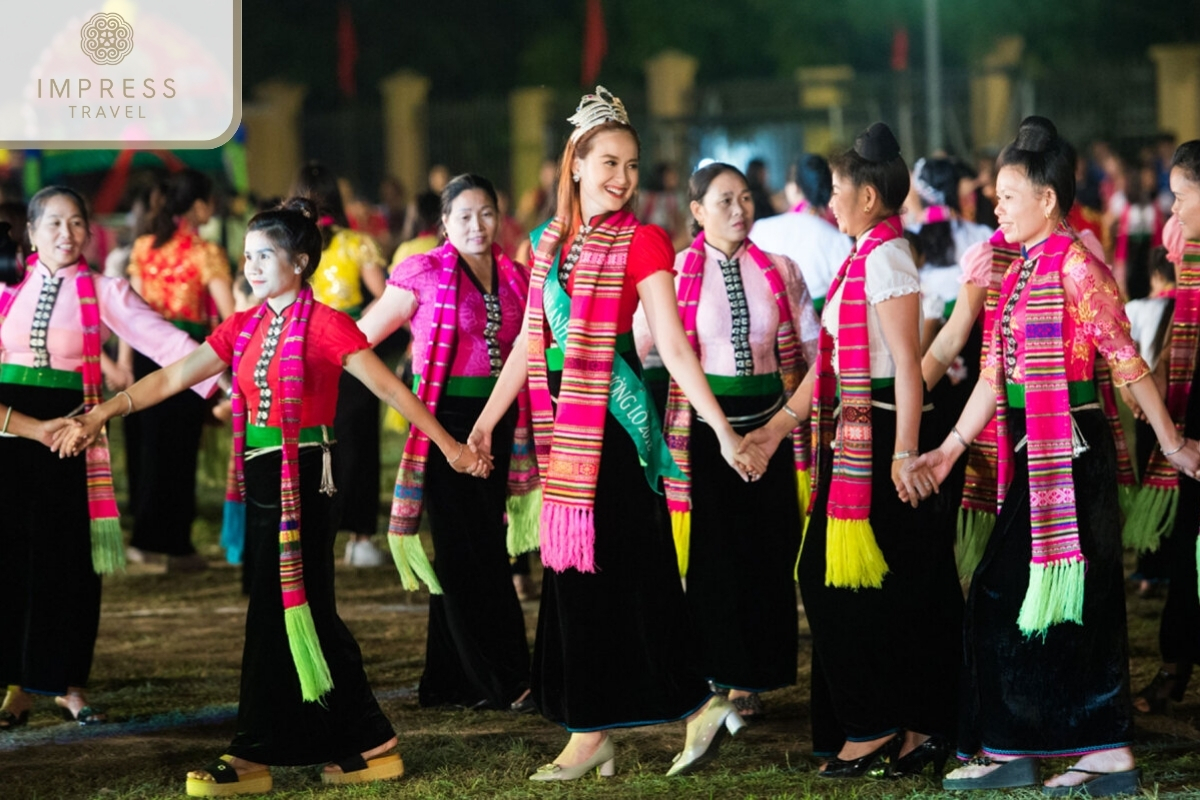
984,238,1148,388
683,241,819,375
0,260,218,396
388,254,525,377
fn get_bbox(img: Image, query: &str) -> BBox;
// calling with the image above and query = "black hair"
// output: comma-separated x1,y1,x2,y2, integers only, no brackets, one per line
903,229,925,264
0,201,30,254
996,116,1076,217
291,161,349,250
151,169,213,248
441,174,499,217
791,154,833,208
413,190,442,234
829,123,910,213
28,186,90,231
246,197,323,282
687,162,749,236
1172,140,1200,184
1149,245,1175,285
913,157,961,266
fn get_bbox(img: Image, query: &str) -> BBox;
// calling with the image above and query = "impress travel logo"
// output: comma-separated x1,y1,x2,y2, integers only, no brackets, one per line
3,1,241,148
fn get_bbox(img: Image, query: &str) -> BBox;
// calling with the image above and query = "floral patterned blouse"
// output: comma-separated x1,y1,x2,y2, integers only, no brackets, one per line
128,225,229,326
984,237,1148,389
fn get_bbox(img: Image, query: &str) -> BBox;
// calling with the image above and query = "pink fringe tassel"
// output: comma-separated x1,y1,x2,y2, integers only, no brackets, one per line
539,501,596,573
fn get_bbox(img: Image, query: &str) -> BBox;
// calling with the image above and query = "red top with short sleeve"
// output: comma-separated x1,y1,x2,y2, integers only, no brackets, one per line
207,301,369,427
561,222,675,334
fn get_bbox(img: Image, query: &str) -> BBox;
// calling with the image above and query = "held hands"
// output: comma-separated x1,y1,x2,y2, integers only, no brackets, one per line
52,410,105,458
37,417,79,450
1165,437,1200,480
897,446,956,507
721,429,768,482
738,424,787,463
446,440,493,478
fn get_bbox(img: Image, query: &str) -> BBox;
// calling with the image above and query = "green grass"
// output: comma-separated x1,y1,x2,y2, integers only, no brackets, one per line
0,413,1197,798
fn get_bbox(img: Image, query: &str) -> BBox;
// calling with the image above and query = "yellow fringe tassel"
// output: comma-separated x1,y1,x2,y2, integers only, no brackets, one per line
824,517,889,589
796,468,811,519
670,510,690,578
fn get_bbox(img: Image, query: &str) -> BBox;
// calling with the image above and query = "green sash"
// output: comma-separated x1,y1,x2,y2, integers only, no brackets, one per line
541,252,684,490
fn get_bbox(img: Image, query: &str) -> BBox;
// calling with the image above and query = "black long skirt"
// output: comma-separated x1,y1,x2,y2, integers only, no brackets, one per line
418,395,531,709
958,408,1134,759
227,447,395,766
127,349,207,556
330,371,381,537
0,383,101,695
799,390,961,754
532,386,711,731
685,393,801,692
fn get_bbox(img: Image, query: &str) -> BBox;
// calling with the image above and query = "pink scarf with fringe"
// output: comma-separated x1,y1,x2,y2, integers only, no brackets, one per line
526,210,638,573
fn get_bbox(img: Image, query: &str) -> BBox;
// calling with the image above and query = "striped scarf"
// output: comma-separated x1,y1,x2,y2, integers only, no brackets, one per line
663,233,807,576
228,288,333,702
387,242,539,592
1123,239,1200,552
0,259,124,574
526,210,637,573
811,216,903,589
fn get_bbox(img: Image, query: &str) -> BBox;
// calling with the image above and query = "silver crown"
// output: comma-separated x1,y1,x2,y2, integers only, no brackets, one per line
567,85,630,139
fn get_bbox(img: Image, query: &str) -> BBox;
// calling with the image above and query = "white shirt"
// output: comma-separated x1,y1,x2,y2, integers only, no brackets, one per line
750,210,852,301
1124,295,1172,369
821,237,921,378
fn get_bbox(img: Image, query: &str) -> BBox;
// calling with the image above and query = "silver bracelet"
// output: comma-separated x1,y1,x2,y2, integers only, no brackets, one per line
892,449,918,461
781,404,801,422
117,390,134,417
1,405,12,435
449,443,465,465
1156,438,1185,455
951,426,970,450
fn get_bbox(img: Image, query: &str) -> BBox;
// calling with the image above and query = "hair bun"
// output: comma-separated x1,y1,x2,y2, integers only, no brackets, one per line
282,196,318,220
1014,116,1058,153
854,122,901,164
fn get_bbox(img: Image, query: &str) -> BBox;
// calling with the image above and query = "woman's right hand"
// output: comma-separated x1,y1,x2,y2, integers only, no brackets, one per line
901,446,955,502
53,410,105,457
447,439,493,478
467,425,493,462
1166,438,1200,480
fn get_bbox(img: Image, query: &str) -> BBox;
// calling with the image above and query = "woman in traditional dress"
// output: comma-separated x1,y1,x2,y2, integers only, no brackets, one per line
123,169,234,569
292,161,389,567
0,187,220,728
63,198,488,796
358,173,534,712
467,86,767,781
913,118,1200,795
743,123,961,779
1126,141,1200,716
635,162,819,718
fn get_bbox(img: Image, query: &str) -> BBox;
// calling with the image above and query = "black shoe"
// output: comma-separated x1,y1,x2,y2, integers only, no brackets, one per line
819,734,901,779
1134,665,1191,714
943,756,1039,790
893,735,949,778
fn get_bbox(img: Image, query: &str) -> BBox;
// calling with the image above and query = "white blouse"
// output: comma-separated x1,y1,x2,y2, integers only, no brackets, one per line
821,237,921,378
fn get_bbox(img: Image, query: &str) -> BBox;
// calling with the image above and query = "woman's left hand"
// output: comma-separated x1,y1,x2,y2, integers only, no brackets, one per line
720,430,767,482
1167,438,1200,480
894,455,937,508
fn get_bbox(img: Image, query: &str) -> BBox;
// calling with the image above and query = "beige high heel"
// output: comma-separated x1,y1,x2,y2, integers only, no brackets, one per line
666,695,746,776
529,737,616,781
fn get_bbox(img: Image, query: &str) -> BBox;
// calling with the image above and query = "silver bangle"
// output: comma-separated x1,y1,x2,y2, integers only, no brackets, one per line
117,390,134,417
1,405,11,435
951,426,970,450
892,449,918,461
449,443,465,465
781,404,801,422
1156,438,1185,455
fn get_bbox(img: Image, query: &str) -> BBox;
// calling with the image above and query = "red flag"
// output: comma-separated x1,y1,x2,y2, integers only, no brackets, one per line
337,3,359,99
890,26,909,72
581,0,607,87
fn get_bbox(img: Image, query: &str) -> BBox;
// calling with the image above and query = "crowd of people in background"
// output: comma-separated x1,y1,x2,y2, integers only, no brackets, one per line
0,87,1197,800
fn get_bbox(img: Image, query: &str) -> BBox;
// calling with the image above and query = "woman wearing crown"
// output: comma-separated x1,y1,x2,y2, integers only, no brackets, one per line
469,86,768,780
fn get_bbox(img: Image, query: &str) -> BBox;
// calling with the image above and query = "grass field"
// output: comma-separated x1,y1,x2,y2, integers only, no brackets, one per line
1,419,1197,799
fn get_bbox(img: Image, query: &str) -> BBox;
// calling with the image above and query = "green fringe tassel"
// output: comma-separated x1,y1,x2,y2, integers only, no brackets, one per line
283,604,334,703
955,508,997,582
1017,558,1087,638
389,534,444,594
506,487,543,557
1117,483,1138,520
1121,485,1178,553
824,518,889,589
670,510,690,578
90,517,126,575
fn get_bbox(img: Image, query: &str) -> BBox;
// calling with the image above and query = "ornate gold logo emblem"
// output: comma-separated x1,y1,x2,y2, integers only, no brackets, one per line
80,12,134,66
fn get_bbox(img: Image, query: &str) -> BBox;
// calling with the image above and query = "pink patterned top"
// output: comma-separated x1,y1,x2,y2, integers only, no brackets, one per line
388,252,526,377
0,260,218,396
983,238,1149,388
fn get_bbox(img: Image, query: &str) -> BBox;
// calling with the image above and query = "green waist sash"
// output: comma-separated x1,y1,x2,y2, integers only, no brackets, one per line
545,331,635,372
245,423,333,449
706,372,783,397
1006,380,1097,409
413,374,498,398
0,363,83,391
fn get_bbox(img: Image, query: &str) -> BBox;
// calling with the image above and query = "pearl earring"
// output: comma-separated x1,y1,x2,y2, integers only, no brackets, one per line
572,173,580,183
294,267,302,275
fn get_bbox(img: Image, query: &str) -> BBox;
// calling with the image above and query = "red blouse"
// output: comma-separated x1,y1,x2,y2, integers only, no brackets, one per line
207,301,369,427
562,222,675,334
